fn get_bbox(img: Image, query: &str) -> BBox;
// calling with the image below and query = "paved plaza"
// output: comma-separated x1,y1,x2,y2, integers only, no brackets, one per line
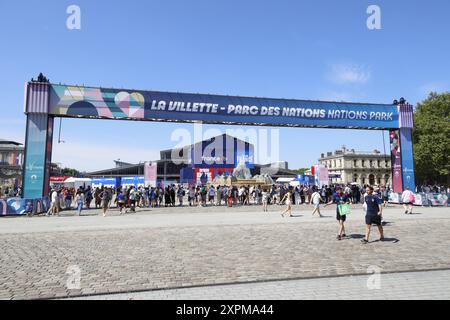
0,204,449,300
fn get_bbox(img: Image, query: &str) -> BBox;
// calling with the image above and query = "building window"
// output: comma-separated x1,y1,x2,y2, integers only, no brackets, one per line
354,160,358,168
362,160,365,168
353,174,358,183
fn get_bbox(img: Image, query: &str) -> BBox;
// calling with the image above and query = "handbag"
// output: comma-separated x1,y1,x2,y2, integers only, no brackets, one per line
338,203,351,216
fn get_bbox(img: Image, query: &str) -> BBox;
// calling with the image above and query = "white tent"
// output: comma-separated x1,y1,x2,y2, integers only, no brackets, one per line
63,177,92,190
276,177,294,184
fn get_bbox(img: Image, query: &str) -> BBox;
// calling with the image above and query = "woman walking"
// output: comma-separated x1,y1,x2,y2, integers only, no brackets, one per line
310,187,324,217
325,186,351,240
262,189,269,213
401,187,415,214
99,188,110,217
75,191,84,216
280,190,293,217
116,190,126,214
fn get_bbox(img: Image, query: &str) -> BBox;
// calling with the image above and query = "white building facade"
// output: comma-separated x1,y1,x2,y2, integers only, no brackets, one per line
318,147,392,186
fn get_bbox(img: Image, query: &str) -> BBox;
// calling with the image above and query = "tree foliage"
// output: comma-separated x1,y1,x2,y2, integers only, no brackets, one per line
61,167,81,177
413,92,450,185
292,168,309,175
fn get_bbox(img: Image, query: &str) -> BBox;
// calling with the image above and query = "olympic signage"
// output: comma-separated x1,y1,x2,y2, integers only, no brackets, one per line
48,84,400,129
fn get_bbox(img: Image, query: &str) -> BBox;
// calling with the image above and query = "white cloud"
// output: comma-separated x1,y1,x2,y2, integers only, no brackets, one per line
328,63,371,85
52,142,160,172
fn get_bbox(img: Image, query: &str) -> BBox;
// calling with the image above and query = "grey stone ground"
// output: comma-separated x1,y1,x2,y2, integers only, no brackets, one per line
76,269,450,300
0,204,449,300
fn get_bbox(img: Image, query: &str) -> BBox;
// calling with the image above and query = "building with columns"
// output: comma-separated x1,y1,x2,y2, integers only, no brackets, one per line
0,139,24,188
318,146,392,186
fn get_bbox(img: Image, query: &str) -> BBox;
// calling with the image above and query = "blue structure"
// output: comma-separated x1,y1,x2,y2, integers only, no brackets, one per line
21,81,416,200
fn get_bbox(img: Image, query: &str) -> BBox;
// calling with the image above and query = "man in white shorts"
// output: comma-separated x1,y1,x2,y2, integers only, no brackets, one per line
310,186,324,217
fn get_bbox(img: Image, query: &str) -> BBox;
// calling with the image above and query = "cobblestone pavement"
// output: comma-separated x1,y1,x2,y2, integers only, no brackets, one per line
77,269,450,300
0,206,449,300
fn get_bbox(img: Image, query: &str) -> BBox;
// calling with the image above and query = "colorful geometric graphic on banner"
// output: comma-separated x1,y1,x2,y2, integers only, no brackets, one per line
400,128,416,191
390,130,403,193
22,115,49,199
48,84,400,129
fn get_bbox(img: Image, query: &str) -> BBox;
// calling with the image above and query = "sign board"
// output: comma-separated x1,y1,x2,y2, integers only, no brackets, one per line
48,84,399,129
144,162,158,187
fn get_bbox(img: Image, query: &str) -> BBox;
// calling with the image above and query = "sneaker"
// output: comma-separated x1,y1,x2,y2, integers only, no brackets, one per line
336,235,342,241
361,239,369,244
379,237,385,242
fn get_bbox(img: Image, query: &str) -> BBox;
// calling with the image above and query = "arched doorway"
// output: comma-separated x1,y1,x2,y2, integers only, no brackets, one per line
369,174,375,186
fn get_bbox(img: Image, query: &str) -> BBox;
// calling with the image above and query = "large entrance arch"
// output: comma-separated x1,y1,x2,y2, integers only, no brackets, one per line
22,81,415,199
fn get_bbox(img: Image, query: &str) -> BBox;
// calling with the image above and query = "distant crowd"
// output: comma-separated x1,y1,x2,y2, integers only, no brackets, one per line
43,183,440,216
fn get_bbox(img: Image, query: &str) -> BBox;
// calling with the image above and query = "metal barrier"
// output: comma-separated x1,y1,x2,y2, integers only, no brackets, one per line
389,192,449,207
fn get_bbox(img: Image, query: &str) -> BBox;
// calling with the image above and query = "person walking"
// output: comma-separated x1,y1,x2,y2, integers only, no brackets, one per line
310,187,324,217
294,186,301,205
177,185,185,206
188,186,195,206
75,191,84,216
85,186,93,209
46,188,59,216
64,188,72,210
170,185,176,207
401,187,415,214
129,186,137,212
208,186,216,206
380,185,389,207
280,191,293,217
99,188,110,217
116,190,126,214
325,186,351,240
361,186,385,244
262,188,269,213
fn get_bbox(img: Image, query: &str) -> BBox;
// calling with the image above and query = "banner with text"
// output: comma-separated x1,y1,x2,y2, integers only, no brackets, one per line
49,85,400,129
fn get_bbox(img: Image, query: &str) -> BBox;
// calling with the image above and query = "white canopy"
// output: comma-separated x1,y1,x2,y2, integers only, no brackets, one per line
276,177,294,183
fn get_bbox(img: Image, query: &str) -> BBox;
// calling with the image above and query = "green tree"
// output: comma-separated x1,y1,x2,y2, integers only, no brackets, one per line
61,167,81,177
292,168,309,175
413,92,450,185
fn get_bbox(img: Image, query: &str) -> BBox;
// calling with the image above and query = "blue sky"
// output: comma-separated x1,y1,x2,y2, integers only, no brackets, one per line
0,0,449,171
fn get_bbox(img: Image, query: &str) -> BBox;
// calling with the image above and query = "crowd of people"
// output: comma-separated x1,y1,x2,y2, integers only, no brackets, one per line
43,183,394,214
0,186,22,198
8,181,448,243
42,183,398,243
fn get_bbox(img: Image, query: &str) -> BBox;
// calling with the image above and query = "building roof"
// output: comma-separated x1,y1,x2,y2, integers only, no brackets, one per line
0,139,23,146
160,134,253,154
0,139,24,151
320,146,389,159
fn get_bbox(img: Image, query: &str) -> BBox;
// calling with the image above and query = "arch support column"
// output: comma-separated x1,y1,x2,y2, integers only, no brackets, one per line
22,82,53,198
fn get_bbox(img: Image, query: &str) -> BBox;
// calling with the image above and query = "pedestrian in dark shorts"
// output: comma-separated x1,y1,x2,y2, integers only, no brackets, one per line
325,187,351,240
116,191,126,214
99,189,110,217
362,186,384,244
